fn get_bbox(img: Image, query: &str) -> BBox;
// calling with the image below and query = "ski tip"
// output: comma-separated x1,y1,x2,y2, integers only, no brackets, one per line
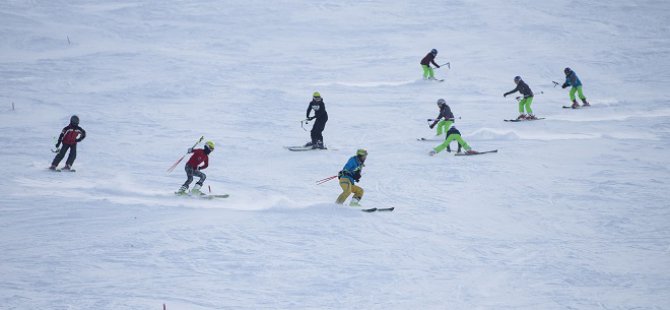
361,208,377,212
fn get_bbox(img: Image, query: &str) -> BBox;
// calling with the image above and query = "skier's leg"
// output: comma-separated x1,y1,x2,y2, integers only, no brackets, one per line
569,87,577,101
453,134,472,151
180,166,195,191
351,184,364,200
65,144,77,168
434,133,457,153
194,170,206,186
422,65,430,79
524,97,534,115
51,144,69,168
336,178,353,204
577,86,586,100
428,67,435,79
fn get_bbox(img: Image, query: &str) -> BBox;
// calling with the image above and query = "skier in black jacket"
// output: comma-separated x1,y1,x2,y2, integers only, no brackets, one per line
50,115,86,171
420,49,440,80
504,76,536,120
305,91,328,149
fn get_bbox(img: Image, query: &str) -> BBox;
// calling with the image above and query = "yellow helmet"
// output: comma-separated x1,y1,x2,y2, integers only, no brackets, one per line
313,91,321,98
356,149,368,157
205,141,215,151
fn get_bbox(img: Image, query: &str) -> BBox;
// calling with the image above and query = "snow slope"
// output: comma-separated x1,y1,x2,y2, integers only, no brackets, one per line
1,0,669,309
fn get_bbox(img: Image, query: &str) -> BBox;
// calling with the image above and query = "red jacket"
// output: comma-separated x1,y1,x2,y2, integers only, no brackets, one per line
186,149,209,170
57,124,86,146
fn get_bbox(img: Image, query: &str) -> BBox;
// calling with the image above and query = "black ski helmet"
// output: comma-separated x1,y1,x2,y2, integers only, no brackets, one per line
431,48,438,55
70,115,79,125
564,67,572,75
437,98,447,107
514,76,522,83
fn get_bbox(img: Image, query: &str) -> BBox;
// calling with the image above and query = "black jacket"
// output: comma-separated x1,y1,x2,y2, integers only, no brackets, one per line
306,100,328,120
504,80,533,98
420,53,439,67
430,105,454,128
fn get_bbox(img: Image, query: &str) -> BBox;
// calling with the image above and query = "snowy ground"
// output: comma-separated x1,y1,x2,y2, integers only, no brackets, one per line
1,0,670,309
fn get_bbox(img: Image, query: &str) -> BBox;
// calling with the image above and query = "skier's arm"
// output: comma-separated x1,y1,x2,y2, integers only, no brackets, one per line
76,126,86,142
503,85,519,97
56,127,67,147
562,76,570,88
430,58,439,68
199,156,208,170
306,104,313,119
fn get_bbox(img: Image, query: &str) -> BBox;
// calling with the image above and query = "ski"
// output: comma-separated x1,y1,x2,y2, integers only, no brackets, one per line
563,105,589,109
361,207,395,212
174,192,229,199
455,150,498,156
285,146,328,152
417,137,441,141
504,118,545,122
48,168,61,172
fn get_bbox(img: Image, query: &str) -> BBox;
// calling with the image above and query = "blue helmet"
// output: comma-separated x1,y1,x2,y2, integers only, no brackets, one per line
431,49,438,55
514,76,522,83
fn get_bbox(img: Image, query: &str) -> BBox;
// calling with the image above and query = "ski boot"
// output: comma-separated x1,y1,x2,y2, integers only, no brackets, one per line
191,184,203,195
62,165,74,172
429,150,437,156
526,114,538,120
581,98,590,107
446,145,451,153
304,141,313,147
465,149,479,155
315,140,325,149
571,100,580,109
516,114,527,120
350,197,362,207
176,185,188,195
49,165,57,171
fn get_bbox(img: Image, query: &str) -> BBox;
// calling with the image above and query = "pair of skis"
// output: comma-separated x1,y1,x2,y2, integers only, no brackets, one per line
360,207,395,212
175,192,230,199
285,145,328,152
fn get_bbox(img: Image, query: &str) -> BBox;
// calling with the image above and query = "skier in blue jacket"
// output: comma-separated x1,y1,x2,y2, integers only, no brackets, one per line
562,67,590,108
335,149,367,206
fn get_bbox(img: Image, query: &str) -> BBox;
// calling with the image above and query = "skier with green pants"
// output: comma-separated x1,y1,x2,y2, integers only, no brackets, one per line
429,98,461,152
504,76,536,120
429,127,478,156
562,67,590,108
420,49,440,80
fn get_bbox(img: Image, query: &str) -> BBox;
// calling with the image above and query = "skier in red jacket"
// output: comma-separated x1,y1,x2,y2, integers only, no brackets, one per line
50,115,86,171
177,141,215,195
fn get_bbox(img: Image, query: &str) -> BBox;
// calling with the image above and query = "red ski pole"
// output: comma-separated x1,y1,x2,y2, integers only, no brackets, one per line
167,136,204,173
316,175,338,185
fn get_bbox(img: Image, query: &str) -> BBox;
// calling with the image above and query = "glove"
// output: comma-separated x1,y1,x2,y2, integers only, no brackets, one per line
503,93,507,98
353,171,361,182
308,116,316,121
436,65,440,68
187,147,193,153
561,83,568,89
55,143,60,148
429,123,435,129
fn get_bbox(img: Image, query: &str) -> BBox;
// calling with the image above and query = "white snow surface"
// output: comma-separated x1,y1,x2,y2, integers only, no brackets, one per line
1,0,670,309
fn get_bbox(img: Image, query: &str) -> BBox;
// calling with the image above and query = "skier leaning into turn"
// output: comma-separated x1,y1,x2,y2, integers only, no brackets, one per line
50,115,86,171
336,149,367,206
177,141,215,195
562,67,590,109
504,76,536,120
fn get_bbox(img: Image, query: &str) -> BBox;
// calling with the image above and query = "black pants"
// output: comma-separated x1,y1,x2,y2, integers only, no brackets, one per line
182,165,206,188
51,144,77,167
311,117,328,144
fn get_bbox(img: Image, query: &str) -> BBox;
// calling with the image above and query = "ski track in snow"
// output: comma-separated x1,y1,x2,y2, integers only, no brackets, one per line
1,0,670,309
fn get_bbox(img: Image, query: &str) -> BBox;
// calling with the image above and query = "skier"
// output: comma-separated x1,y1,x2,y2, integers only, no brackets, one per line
562,67,590,108
335,149,367,206
429,127,478,156
429,98,461,153
177,141,215,195
304,91,328,149
50,115,86,171
504,76,536,120
420,49,441,80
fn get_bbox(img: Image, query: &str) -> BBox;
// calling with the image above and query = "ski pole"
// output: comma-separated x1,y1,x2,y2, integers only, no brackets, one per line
167,136,204,173
316,175,338,185
301,119,311,131
438,62,450,69
427,117,460,122
552,81,560,88
51,137,60,153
